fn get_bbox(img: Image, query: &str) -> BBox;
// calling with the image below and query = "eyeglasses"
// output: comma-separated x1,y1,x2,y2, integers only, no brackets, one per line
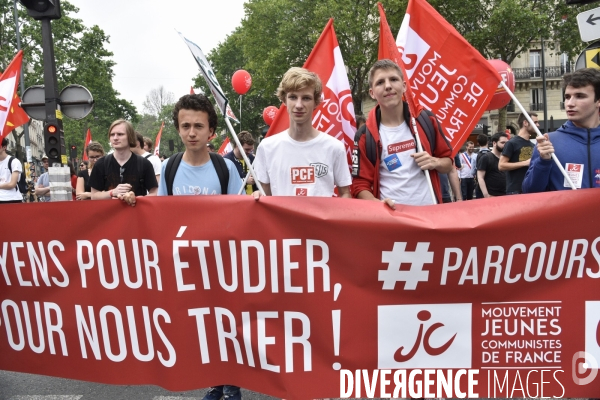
79,164,85,167
119,166,125,184
88,155,101,160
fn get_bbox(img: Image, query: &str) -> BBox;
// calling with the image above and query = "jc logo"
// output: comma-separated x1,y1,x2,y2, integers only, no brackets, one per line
394,310,457,362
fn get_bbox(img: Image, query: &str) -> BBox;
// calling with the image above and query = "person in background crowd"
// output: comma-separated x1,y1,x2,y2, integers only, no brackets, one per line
477,132,508,198
79,160,88,171
458,141,476,200
34,154,51,202
474,133,490,199
224,131,257,194
143,136,154,153
0,137,23,204
76,141,105,200
523,68,600,192
499,111,537,194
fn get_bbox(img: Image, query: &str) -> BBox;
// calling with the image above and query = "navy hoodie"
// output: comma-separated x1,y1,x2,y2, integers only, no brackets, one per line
522,120,600,192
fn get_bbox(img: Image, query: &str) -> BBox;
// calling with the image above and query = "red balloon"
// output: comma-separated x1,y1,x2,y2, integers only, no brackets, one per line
263,106,278,126
231,69,252,95
486,59,515,111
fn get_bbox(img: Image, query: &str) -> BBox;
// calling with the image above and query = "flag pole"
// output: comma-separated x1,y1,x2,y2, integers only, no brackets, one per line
224,116,266,196
410,118,437,203
500,81,577,190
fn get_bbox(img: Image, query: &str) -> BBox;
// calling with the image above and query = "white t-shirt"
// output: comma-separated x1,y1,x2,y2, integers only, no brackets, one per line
253,130,352,197
378,123,433,206
142,152,162,176
0,156,23,201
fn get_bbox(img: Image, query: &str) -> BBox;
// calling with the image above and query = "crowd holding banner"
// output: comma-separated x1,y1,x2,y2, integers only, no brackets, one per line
2,0,600,397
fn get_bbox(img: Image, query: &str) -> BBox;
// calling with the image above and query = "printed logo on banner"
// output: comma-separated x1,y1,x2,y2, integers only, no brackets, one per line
396,17,430,79
581,301,600,385
295,188,308,196
309,162,329,178
388,139,416,154
291,167,315,184
378,303,471,369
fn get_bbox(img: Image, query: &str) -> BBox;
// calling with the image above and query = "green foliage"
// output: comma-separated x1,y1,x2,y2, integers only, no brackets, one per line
0,0,137,156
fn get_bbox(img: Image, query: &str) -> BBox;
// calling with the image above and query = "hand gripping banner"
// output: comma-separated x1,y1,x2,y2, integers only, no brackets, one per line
0,190,599,398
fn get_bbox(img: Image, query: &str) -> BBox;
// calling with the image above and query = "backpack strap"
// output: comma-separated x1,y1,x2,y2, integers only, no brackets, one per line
209,152,229,195
165,152,183,196
417,109,437,155
136,154,145,192
103,154,113,187
144,154,151,159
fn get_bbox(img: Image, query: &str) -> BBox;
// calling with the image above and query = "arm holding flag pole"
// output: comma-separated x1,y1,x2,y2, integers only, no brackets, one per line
410,117,437,204
500,80,577,190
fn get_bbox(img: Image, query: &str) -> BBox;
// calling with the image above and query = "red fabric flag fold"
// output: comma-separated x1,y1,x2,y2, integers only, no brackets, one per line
154,121,164,157
0,51,29,141
82,128,92,161
394,0,501,154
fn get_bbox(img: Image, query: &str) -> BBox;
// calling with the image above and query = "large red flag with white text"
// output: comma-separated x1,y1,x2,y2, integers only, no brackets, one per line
154,121,164,157
266,19,356,162
0,51,28,141
396,0,501,155
82,128,92,161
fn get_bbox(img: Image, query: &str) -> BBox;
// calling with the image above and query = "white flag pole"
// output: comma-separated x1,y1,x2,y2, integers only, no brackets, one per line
410,117,437,204
500,81,577,190
224,116,266,196
238,172,250,195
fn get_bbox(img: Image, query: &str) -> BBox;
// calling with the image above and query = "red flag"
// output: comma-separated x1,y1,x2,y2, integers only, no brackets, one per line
377,3,422,120
218,137,232,156
82,128,92,161
0,51,28,141
395,0,501,155
190,87,195,95
265,19,356,163
154,121,164,157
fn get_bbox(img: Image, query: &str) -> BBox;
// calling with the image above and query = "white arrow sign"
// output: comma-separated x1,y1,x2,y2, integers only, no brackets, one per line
577,6,600,43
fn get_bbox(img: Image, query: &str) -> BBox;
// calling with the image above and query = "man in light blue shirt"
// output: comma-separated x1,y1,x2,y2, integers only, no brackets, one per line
158,94,241,196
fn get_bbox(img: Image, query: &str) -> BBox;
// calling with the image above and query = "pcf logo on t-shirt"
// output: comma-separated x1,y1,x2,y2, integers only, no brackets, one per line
291,166,315,184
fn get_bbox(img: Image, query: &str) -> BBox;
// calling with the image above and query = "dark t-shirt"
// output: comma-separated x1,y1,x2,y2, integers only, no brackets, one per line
89,153,158,196
477,152,506,196
501,136,534,193
77,169,91,192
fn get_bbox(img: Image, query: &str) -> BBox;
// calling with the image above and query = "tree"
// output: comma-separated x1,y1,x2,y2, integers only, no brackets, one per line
142,86,175,117
0,1,138,157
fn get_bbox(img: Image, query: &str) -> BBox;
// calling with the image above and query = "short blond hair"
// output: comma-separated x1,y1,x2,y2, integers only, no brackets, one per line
276,67,322,106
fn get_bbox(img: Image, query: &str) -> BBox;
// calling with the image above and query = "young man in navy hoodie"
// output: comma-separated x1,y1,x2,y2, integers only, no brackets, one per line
523,68,600,192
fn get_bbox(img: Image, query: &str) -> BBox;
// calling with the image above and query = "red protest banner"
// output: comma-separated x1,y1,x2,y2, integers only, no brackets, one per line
0,190,599,398
396,0,501,155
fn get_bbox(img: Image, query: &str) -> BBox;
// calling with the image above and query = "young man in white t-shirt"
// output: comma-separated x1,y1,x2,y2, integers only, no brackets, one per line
351,59,453,208
253,67,352,198
0,138,23,204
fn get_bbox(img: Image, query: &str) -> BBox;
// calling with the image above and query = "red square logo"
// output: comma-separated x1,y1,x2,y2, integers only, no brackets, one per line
387,139,416,154
295,187,308,196
291,167,315,184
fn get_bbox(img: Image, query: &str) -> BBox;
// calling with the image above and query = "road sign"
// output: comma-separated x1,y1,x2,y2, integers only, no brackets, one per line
20,85,46,120
59,84,93,120
576,40,600,70
577,6,600,42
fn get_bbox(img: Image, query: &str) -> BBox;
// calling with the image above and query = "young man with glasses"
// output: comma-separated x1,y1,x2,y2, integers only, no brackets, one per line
89,119,158,206
34,154,51,202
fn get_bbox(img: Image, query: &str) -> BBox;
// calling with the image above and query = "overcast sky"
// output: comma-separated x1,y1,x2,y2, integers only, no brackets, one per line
67,0,247,114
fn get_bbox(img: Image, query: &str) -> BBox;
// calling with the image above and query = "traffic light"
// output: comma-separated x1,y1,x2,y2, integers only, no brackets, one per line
69,145,77,160
19,0,61,20
44,121,63,164
483,124,489,135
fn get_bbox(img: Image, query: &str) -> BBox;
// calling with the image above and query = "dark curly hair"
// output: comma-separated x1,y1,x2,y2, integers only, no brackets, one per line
562,68,600,101
172,94,218,132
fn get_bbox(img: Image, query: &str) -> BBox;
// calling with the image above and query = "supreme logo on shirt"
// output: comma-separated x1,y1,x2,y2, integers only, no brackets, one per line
388,139,416,154
291,166,315,184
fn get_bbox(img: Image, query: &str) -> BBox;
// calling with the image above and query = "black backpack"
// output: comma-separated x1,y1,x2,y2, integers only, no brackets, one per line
164,152,229,195
8,156,27,194
354,102,444,167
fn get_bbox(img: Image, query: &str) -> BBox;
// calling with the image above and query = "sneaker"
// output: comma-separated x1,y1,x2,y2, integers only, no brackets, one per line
223,391,241,400
203,387,224,400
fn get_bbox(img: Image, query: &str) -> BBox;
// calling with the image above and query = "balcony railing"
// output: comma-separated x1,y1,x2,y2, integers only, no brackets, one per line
513,65,573,80
530,103,545,111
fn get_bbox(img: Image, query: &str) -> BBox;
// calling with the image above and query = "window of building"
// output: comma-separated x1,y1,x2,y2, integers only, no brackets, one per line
531,88,543,111
530,50,541,77
560,52,571,74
